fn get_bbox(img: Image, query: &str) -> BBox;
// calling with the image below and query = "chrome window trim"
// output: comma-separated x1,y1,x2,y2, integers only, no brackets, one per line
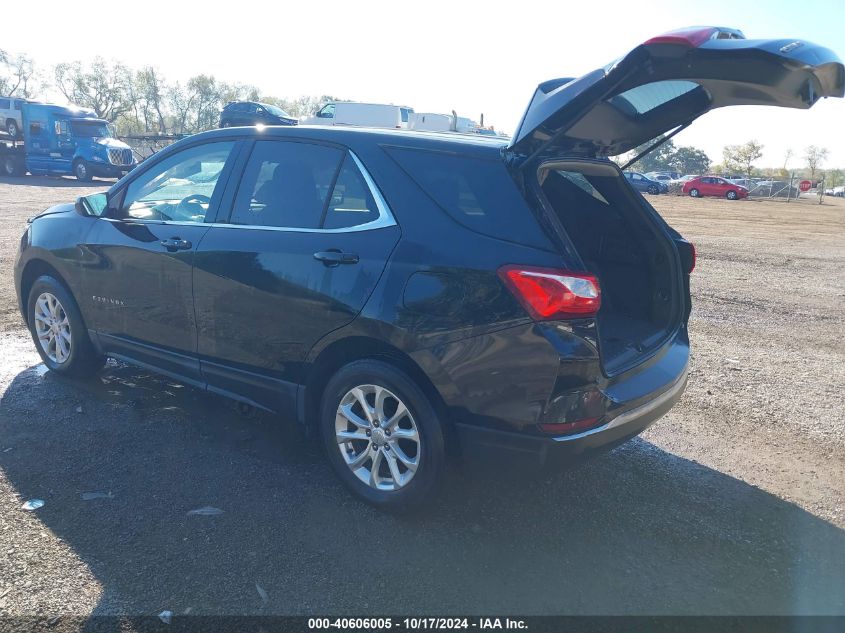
210,150,396,234
104,151,397,234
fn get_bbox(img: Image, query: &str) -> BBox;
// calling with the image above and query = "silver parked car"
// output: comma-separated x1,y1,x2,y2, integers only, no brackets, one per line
0,96,26,138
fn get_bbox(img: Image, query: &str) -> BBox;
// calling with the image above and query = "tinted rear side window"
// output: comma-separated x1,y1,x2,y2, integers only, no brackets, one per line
385,146,548,247
230,140,342,229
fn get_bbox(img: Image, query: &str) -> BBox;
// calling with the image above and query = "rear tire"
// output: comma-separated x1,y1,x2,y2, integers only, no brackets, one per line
73,159,92,182
27,276,103,378
320,359,445,512
726,190,738,200
689,188,700,198
647,184,659,195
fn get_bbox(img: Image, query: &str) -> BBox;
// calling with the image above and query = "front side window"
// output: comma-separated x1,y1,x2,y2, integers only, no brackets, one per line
230,141,342,229
71,121,111,138
318,104,335,119
120,141,235,223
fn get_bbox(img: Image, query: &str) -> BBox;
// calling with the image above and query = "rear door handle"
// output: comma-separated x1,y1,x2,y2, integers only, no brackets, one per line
314,250,359,266
160,237,193,251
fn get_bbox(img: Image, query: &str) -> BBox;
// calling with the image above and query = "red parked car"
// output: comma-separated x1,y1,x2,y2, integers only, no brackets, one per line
682,176,748,200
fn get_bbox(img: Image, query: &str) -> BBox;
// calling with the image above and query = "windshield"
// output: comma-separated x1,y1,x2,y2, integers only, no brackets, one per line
71,121,111,138
264,104,290,118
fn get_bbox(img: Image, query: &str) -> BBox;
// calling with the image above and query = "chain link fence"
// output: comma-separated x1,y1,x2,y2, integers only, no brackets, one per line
666,173,841,203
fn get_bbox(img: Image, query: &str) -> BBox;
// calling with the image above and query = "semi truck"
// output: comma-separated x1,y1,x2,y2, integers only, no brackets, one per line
0,101,136,180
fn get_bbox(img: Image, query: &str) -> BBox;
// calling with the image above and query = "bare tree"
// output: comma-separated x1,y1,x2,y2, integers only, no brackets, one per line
804,145,829,180
167,81,192,134
0,50,39,98
136,67,168,133
54,58,133,121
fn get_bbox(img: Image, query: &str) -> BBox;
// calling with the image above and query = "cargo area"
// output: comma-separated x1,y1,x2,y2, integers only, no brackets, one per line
538,161,681,374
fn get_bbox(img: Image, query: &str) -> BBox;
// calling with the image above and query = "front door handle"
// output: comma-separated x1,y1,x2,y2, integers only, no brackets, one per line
314,250,359,266
160,237,193,252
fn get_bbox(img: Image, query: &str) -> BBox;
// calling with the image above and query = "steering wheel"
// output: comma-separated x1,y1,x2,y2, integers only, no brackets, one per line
175,194,211,219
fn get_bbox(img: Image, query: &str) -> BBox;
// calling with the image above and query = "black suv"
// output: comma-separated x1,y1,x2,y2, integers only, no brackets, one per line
14,28,843,510
220,101,298,128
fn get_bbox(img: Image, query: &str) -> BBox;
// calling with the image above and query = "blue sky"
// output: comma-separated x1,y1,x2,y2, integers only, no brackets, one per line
7,0,845,168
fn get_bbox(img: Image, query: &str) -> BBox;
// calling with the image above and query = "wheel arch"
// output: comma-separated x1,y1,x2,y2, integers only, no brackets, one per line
301,336,457,453
19,259,74,327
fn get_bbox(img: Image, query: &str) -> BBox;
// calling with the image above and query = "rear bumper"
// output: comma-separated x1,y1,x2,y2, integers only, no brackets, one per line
454,354,688,469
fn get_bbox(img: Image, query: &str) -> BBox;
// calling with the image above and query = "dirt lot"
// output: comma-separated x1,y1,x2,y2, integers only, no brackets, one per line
0,176,843,617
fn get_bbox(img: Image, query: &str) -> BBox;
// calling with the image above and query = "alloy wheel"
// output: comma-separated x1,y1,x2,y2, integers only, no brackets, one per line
33,292,72,364
335,384,420,491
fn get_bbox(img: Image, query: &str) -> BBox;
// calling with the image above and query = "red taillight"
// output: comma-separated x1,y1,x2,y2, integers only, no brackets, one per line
498,265,601,320
644,26,744,47
644,27,727,48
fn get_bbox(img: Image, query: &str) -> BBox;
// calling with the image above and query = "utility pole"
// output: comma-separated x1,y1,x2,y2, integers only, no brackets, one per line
786,171,794,203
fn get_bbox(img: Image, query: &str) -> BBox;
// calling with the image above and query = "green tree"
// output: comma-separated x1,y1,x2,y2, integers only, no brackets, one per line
628,136,677,172
825,168,843,188
722,140,764,177
668,146,710,174
804,145,829,180
626,136,710,174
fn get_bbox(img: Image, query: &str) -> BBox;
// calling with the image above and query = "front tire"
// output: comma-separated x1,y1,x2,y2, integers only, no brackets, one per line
647,185,659,195
689,188,700,198
320,360,445,512
73,159,92,182
27,276,103,377
3,155,24,177
7,119,19,138
726,190,738,200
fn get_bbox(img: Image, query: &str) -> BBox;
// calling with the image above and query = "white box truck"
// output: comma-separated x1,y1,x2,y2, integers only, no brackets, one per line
303,102,414,129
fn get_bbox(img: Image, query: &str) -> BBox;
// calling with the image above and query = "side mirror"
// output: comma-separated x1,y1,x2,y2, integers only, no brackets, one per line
75,192,108,217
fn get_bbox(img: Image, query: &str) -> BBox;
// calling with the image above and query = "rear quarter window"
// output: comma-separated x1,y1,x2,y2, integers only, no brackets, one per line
385,146,549,248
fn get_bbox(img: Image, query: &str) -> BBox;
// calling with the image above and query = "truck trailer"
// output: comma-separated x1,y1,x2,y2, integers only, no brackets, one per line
0,102,136,180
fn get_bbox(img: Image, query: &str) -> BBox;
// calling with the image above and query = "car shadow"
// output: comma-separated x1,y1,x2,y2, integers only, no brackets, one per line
0,175,116,188
1,361,844,617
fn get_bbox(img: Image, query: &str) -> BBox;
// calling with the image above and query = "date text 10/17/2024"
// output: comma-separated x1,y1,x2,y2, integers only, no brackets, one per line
308,618,528,630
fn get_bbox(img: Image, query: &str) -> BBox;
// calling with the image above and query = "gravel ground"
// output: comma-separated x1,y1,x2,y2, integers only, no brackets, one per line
0,176,843,617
